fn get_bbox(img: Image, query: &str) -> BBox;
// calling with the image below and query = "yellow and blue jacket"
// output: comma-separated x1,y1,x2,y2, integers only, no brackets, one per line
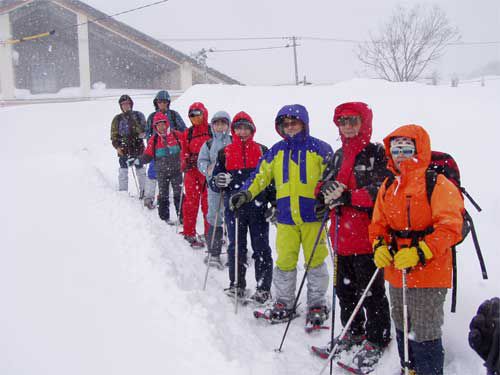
242,104,333,225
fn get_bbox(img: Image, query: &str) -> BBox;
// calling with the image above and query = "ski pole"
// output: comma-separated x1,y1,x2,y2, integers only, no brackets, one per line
326,209,340,375
276,210,330,352
234,210,240,314
402,269,410,375
319,268,381,375
176,173,185,233
130,164,140,196
203,191,224,291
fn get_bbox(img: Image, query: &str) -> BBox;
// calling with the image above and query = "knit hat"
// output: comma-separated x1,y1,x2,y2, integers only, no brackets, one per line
390,136,416,154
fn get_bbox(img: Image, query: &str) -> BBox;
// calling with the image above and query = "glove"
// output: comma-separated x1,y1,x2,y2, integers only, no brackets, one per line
117,147,125,157
184,154,198,171
314,203,330,221
468,298,499,364
215,172,233,188
229,191,252,211
321,180,346,205
126,157,141,167
327,191,351,209
394,241,433,270
373,238,393,268
264,205,279,224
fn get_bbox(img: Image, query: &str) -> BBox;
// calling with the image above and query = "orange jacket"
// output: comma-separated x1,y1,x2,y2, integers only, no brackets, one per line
369,125,464,288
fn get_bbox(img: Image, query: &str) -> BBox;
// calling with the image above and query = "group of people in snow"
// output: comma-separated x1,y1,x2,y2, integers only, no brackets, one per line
111,91,498,375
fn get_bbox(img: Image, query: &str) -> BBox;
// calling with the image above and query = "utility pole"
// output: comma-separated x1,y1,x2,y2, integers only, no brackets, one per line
292,36,299,85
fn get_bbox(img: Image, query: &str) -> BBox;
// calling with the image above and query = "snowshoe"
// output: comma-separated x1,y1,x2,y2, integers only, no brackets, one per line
311,332,365,360
185,235,204,249
204,255,225,270
253,302,299,324
249,289,272,305
337,340,385,374
305,305,329,333
224,286,252,305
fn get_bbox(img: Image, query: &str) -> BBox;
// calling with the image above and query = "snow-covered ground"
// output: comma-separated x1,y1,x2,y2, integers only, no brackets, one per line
1,79,498,374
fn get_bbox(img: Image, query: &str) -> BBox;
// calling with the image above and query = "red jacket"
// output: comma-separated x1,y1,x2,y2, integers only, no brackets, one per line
224,111,263,171
180,102,212,172
320,102,388,256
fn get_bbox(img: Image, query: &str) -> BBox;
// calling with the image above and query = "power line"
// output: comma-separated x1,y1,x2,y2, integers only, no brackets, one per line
208,45,293,53
159,36,290,42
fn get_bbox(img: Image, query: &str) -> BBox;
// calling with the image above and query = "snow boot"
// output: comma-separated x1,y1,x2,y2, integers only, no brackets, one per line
250,289,272,305
349,340,386,374
224,285,248,299
306,305,329,326
311,332,366,359
185,235,204,249
166,219,176,226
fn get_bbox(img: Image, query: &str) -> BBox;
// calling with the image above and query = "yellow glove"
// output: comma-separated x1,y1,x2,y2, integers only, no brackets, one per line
394,241,433,270
373,238,393,269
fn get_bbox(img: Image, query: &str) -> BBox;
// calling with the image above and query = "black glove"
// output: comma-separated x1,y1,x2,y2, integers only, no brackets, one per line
314,203,330,221
229,191,252,211
264,205,278,225
326,191,351,208
184,154,198,171
215,172,232,188
469,298,499,370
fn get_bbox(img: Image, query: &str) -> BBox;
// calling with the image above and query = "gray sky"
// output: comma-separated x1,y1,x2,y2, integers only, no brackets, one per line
85,0,500,85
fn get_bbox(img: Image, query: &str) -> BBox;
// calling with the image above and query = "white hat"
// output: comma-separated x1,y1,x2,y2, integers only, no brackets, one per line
390,136,415,150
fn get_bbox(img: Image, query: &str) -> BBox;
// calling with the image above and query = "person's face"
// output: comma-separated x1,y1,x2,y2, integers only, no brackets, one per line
234,125,252,141
189,110,204,126
391,145,415,170
121,101,132,112
282,118,304,137
212,119,229,134
156,121,167,134
338,116,362,138
157,100,169,111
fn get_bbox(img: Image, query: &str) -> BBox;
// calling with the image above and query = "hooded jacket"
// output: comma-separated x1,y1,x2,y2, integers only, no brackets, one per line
198,111,232,181
140,113,182,166
110,98,146,157
180,102,212,172
243,104,333,225
369,124,464,288
318,102,389,256
210,112,275,210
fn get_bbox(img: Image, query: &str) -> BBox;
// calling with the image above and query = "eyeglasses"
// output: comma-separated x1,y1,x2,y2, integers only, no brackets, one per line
212,119,229,126
157,99,169,104
188,110,203,117
390,146,415,157
338,116,361,126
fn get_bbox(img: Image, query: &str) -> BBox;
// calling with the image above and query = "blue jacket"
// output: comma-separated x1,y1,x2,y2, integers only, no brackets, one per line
243,104,333,225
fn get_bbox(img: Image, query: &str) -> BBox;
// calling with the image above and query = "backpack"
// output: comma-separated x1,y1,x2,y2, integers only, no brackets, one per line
384,151,487,313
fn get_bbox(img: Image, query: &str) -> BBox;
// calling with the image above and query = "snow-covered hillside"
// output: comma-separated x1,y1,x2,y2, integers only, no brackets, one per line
1,79,498,375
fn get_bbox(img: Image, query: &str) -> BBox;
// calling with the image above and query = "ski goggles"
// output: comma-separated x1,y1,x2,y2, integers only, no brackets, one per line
188,109,204,117
390,146,415,157
338,116,361,126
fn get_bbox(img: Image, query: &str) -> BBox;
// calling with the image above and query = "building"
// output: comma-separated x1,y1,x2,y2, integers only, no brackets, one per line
0,0,240,99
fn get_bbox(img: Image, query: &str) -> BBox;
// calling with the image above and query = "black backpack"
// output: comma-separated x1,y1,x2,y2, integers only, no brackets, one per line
385,151,487,312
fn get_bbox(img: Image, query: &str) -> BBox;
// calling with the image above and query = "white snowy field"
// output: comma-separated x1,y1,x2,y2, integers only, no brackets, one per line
0,79,498,375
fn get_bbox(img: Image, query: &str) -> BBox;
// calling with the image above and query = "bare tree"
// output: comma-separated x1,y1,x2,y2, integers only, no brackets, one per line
358,4,460,82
